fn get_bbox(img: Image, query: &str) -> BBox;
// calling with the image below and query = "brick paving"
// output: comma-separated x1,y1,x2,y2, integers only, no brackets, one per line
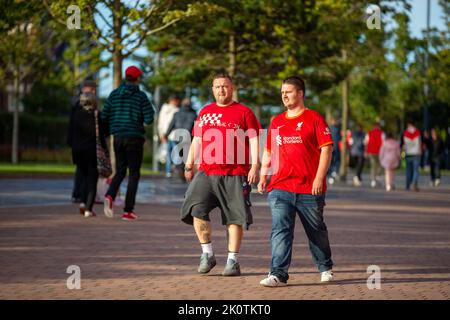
0,175,449,300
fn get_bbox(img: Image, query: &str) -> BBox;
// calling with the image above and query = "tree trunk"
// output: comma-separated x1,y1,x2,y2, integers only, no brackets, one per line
72,38,80,86
112,0,123,89
153,52,162,172
339,51,349,181
11,69,20,164
228,33,238,101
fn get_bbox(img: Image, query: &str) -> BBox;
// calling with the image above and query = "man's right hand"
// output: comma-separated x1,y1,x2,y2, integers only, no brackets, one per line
184,166,195,182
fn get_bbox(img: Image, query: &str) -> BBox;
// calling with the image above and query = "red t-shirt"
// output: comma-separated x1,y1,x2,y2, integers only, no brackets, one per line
193,102,262,176
265,108,333,194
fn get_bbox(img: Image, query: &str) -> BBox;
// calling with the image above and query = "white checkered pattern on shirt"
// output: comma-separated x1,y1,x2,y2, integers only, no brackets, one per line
199,113,223,127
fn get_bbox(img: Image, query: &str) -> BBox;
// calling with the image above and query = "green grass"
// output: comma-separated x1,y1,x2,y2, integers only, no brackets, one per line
0,163,158,175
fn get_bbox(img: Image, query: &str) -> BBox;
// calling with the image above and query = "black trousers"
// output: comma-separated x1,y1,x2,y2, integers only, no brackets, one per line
72,165,85,201
354,155,365,180
74,151,98,211
106,136,144,213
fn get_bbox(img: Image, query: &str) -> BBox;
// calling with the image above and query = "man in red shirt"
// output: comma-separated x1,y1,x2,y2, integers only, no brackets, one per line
365,122,385,188
258,76,334,287
181,74,261,276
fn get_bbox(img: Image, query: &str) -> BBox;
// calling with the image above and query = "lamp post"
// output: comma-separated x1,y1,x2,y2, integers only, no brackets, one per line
423,0,431,131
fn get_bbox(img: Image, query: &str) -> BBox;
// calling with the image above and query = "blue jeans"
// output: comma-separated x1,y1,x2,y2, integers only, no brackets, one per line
405,155,421,189
165,140,177,174
267,189,333,283
328,148,340,176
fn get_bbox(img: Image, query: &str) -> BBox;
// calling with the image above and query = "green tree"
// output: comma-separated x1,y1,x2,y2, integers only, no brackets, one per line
44,0,194,88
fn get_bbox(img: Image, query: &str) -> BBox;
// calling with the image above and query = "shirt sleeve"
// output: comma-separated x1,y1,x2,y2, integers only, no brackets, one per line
142,94,155,125
315,114,333,149
244,109,262,139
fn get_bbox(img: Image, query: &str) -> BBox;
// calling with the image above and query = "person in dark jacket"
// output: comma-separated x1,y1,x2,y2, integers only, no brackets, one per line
68,92,107,217
164,97,197,181
68,80,97,204
351,124,366,186
101,66,155,221
327,117,341,184
430,128,444,186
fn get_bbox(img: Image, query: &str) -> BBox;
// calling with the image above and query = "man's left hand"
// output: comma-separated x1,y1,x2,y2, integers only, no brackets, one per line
247,166,259,184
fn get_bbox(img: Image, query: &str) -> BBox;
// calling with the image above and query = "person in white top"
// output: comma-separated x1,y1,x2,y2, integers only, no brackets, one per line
158,95,180,177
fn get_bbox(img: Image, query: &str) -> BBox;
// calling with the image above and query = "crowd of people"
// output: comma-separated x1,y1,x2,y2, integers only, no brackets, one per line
67,68,447,287
327,118,448,192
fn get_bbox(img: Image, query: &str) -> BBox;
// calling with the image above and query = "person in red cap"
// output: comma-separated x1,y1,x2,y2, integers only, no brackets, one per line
125,66,143,80
101,65,155,221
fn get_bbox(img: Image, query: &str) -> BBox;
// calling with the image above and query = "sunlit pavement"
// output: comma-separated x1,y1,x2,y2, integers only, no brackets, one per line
0,172,449,299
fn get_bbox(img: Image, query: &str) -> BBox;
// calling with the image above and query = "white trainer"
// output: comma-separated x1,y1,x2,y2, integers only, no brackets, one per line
353,176,361,187
259,275,287,287
104,196,114,218
84,211,95,218
321,270,334,282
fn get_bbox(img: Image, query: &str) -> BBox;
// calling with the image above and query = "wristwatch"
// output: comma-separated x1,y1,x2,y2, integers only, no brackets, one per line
184,166,193,172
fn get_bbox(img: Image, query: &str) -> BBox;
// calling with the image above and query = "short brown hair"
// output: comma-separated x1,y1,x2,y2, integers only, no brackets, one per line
212,73,233,83
282,76,305,94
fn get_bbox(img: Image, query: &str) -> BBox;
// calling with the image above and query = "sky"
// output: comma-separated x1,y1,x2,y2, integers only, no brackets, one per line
98,0,447,98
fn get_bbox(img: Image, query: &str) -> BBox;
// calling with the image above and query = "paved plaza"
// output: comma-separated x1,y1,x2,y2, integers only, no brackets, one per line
0,173,449,300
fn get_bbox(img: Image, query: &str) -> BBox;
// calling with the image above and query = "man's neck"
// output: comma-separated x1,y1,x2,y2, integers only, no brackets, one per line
216,100,234,107
286,104,306,117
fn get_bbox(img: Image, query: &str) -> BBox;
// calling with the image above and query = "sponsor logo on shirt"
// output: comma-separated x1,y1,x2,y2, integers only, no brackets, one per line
276,135,282,146
276,135,303,145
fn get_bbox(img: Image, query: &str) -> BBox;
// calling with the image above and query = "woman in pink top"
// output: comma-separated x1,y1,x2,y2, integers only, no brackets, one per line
379,132,402,191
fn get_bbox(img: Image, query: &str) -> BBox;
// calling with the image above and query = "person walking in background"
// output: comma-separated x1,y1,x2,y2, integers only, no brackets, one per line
350,124,366,187
402,119,422,191
365,121,385,188
445,127,450,170
181,73,261,277
164,97,197,181
68,80,97,204
158,95,180,177
258,76,334,287
379,131,401,192
422,130,432,172
327,117,341,185
67,92,107,217
101,66,155,221
430,128,444,187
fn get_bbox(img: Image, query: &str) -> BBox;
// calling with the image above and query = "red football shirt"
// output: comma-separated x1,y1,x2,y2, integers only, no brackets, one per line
265,108,333,194
193,102,262,176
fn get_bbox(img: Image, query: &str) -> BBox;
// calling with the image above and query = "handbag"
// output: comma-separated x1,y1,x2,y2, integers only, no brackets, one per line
94,110,113,178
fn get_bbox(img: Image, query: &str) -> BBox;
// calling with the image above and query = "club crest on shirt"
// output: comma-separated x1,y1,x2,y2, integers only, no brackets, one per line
296,122,303,131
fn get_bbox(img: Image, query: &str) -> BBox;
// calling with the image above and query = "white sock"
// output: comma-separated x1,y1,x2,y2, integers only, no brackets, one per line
201,243,213,256
228,252,238,262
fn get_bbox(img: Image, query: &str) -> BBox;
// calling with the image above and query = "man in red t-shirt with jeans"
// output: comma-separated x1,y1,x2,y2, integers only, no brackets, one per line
258,76,334,287
181,74,261,276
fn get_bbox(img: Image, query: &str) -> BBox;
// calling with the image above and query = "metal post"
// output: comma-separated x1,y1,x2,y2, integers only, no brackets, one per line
423,0,431,131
